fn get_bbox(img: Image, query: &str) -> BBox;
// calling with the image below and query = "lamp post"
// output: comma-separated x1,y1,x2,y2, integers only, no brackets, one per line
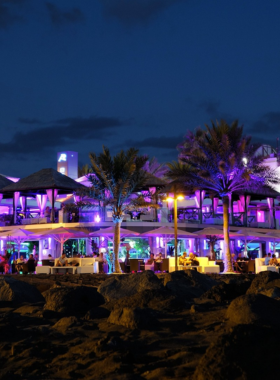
166,194,184,271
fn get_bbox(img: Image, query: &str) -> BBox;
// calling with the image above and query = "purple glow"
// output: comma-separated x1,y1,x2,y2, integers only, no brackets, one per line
95,214,101,223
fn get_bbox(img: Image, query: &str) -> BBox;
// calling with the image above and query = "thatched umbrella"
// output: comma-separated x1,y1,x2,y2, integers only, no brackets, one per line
1,168,86,223
0,175,13,191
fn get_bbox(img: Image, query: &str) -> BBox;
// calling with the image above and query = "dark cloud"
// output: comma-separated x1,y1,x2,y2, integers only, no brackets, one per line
198,99,234,122
0,0,25,29
123,135,183,150
18,117,45,125
247,112,280,147
0,116,123,156
100,0,183,26
45,2,85,26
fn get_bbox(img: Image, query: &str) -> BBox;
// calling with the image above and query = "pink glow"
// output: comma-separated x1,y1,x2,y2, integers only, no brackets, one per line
257,211,265,222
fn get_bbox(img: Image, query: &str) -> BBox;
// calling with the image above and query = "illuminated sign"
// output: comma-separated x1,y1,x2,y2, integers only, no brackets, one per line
58,153,67,162
59,167,65,174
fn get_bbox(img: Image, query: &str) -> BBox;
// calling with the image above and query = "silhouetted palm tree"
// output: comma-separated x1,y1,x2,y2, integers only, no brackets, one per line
87,147,151,273
166,120,279,272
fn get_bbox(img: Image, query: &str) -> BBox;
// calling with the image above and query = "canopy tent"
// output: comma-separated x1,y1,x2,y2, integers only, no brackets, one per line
141,226,198,256
39,227,88,256
0,228,36,259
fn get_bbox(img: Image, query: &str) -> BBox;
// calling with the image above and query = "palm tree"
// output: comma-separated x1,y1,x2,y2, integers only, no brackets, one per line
86,146,151,273
166,120,279,272
143,157,167,178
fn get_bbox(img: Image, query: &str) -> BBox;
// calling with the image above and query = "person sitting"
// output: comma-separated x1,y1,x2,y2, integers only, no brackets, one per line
124,252,130,273
154,252,163,271
27,254,36,273
0,250,10,274
57,253,68,267
269,254,279,266
236,253,243,261
44,206,51,219
179,252,188,266
146,253,155,265
15,255,26,273
189,252,199,266
264,253,271,265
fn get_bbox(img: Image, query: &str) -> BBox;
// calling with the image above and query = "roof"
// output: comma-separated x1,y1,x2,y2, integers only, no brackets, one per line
143,173,168,187
0,168,85,194
0,175,13,191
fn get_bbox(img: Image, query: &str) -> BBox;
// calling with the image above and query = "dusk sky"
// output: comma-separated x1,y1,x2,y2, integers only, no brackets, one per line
1,0,280,178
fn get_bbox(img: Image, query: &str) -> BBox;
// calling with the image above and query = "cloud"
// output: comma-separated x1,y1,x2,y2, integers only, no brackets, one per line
0,116,124,156
18,117,45,125
122,135,183,150
100,0,183,26
198,99,234,122
45,2,85,26
247,112,280,147
0,0,25,29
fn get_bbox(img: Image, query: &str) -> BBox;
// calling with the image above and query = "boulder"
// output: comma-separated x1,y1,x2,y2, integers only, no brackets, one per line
193,324,280,380
53,316,80,331
84,306,110,320
260,286,280,299
108,307,157,329
97,271,162,302
164,270,217,299
201,280,251,303
246,271,280,294
109,288,190,312
226,293,280,326
43,286,104,316
0,277,44,304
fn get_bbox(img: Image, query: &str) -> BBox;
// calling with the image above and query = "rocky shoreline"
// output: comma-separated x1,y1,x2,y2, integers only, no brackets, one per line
0,270,280,380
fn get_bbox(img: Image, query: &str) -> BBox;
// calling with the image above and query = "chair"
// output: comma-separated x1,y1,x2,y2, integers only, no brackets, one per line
27,260,36,273
130,259,140,272
21,263,29,274
247,259,255,273
42,259,50,266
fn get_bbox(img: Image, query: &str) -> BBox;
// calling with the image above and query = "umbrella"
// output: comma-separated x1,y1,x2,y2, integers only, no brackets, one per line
0,228,36,259
39,227,88,256
195,227,242,259
90,227,140,241
263,231,280,255
236,229,277,256
142,226,198,256
195,227,242,238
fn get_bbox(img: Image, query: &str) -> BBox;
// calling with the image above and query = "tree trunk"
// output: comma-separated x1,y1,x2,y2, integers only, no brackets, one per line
209,241,215,260
223,196,234,272
113,220,122,273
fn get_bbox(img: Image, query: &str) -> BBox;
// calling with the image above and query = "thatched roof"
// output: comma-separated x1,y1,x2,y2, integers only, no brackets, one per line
143,173,168,187
1,168,85,194
0,175,13,191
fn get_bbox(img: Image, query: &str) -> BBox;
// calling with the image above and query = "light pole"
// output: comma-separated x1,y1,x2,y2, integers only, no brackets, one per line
166,194,184,271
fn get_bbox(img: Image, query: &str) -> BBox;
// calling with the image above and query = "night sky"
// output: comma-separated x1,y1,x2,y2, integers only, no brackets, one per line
1,0,280,178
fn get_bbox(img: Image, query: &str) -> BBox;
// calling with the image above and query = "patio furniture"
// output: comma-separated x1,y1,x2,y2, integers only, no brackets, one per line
50,266,76,274
36,265,51,274
130,259,140,272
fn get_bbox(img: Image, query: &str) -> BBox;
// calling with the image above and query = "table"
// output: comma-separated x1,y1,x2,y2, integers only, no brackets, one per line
50,266,76,274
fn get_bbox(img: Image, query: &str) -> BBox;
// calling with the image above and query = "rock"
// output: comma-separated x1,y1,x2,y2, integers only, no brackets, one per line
246,271,280,294
53,316,80,331
226,293,280,325
98,271,162,302
0,277,44,304
164,270,217,299
193,324,280,380
13,305,42,315
43,286,104,316
260,286,280,299
201,280,251,303
84,306,110,320
108,307,157,329
108,288,189,313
